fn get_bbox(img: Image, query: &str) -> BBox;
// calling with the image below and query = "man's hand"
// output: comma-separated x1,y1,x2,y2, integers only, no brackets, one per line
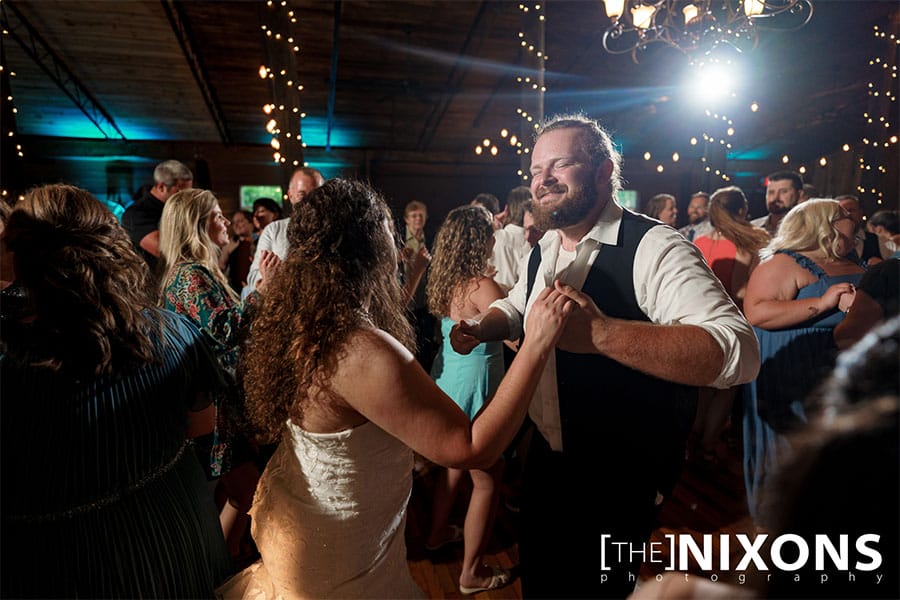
255,250,282,293
554,280,611,354
450,319,482,355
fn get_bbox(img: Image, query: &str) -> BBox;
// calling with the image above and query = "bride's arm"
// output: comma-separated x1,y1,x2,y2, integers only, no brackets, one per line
332,287,571,470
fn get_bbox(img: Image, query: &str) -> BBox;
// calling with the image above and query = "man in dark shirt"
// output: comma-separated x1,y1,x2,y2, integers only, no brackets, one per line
122,160,193,269
837,194,882,266
834,258,899,349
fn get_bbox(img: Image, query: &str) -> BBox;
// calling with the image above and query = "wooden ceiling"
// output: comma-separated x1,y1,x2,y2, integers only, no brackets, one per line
2,0,898,199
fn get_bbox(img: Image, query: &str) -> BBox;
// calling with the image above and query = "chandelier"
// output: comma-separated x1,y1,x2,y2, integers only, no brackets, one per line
601,0,814,62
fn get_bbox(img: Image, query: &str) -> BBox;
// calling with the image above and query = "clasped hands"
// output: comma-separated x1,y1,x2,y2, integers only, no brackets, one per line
450,280,610,355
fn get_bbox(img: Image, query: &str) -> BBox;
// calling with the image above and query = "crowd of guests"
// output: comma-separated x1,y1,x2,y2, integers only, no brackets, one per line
1,114,897,600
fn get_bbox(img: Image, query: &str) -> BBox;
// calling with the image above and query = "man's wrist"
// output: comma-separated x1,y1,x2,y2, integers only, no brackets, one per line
591,315,613,353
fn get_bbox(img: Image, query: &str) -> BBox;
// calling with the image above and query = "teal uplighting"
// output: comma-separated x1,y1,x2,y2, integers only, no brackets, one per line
727,146,781,161
53,155,158,164
20,109,178,140
299,116,360,148
101,197,128,220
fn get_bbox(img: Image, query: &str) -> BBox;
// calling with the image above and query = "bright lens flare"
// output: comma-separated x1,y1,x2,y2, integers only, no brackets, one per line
687,63,736,103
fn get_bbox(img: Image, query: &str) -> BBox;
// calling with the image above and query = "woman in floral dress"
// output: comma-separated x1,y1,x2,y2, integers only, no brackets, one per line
159,188,279,562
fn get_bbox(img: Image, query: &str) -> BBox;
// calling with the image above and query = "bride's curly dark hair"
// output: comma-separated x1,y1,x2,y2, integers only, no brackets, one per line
243,179,415,440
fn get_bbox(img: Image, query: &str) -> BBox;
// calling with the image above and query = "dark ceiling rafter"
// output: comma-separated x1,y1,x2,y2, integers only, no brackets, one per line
415,1,490,153
0,0,126,140
325,1,342,152
160,0,232,145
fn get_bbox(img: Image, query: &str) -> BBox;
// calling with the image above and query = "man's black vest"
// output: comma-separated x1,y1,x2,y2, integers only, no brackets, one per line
526,209,697,496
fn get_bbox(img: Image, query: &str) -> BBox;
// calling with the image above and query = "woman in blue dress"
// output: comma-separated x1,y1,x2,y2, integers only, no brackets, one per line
425,205,510,594
742,199,863,522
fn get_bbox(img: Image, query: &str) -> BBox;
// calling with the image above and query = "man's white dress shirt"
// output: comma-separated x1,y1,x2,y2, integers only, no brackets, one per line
490,200,760,451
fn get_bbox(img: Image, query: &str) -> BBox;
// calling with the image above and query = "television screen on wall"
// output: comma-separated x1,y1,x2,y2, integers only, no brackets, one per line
240,185,283,210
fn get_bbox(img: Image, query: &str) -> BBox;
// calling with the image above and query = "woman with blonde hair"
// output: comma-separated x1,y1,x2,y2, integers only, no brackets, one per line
159,188,279,564
1,185,231,596
221,179,572,598
742,198,863,522
425,204,511,594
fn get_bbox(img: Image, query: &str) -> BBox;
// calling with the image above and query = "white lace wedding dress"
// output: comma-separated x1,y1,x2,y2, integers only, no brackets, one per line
217,420,424,599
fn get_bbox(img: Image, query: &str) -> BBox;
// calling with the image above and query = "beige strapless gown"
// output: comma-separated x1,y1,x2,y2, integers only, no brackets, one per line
217,420,424,599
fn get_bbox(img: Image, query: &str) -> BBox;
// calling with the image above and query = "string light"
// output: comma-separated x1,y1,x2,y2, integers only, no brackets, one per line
855,24,899,204
1,47,24,201
478,3,545,169
260,1,306,171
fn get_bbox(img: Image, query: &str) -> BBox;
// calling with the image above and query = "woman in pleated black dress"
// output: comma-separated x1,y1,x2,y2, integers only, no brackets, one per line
0,185,231,598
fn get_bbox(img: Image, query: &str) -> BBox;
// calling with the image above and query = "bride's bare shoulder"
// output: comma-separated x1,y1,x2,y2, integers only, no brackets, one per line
339,327,415,372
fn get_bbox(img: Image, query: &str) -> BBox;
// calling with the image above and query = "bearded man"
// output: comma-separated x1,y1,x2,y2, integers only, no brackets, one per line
752,170,803,236
450,114,760,598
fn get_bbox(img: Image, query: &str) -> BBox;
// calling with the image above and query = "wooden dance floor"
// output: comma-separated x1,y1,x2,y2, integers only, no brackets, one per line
405,439,754,598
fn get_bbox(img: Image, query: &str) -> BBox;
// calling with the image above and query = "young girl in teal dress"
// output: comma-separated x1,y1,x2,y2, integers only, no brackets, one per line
425,205,511,594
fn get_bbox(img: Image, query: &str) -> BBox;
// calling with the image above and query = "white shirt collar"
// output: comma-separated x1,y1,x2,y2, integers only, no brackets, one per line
537,198,624,253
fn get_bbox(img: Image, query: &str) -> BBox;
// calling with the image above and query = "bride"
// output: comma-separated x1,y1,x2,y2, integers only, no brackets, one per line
221,179,572,598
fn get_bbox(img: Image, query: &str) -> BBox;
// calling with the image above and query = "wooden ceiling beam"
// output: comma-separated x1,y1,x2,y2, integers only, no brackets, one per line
160,0,232,145
0,0,126,140
415,1,490,153
325,1,342,152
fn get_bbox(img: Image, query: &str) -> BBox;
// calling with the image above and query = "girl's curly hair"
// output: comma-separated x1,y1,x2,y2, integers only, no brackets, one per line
426,204,494,318
3,184,158,377
242,179,414,440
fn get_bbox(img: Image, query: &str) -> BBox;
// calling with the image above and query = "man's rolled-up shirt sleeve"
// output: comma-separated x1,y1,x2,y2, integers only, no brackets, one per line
489,252,531,341
634,226,760,388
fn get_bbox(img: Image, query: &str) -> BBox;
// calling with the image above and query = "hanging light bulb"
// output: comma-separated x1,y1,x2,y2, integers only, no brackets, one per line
744,0,765,16
603,0,625,19
631,4,656,30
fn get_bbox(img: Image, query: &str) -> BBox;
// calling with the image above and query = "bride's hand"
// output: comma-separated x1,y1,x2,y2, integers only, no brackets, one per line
523,286,574,351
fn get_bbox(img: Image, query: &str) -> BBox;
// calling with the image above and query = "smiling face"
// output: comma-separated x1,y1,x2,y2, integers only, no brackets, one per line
231,211,253,237
404,208,427,237
687,195,709,225
288,172,318,205
528,127,602,232
658,198,678,226
253,205,278,230
207,204,231,247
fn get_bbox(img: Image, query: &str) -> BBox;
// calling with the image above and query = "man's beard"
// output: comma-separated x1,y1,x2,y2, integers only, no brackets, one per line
690,214,707,225
532,179,598,231
767,201,791,216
